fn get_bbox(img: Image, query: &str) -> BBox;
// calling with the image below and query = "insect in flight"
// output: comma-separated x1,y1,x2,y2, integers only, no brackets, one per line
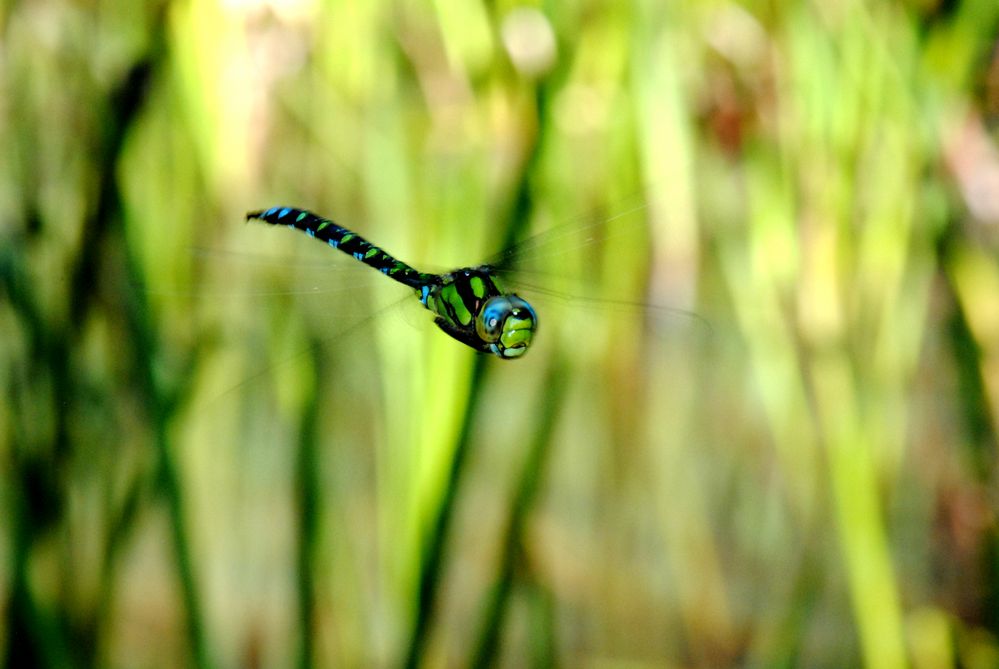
247,207,539,359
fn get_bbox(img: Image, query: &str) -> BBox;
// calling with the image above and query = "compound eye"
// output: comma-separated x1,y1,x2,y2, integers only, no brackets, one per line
476,297,511,342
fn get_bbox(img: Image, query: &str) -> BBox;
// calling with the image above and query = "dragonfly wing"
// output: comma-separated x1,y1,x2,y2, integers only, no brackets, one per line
476,197,707,342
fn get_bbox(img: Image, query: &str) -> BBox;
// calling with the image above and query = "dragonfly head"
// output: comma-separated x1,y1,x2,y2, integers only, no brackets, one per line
476,294,538,359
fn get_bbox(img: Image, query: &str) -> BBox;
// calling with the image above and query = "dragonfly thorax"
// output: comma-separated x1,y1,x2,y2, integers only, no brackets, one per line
422,267,537,359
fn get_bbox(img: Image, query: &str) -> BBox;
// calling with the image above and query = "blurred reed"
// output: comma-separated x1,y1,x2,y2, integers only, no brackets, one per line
4,1,999,668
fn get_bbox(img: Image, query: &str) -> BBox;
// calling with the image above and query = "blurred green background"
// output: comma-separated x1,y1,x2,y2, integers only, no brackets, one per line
4,0,999,667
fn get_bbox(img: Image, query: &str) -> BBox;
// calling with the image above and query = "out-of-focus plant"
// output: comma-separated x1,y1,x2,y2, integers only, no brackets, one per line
4,1,999,668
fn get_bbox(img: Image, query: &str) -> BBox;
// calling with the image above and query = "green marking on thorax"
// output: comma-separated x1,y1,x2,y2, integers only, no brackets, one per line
441,283,472,326
470,276,485,299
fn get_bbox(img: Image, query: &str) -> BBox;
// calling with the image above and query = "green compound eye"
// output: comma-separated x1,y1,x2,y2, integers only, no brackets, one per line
476,295,538,359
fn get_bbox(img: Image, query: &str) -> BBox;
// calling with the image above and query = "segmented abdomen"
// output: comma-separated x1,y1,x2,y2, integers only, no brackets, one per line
246,206,430,290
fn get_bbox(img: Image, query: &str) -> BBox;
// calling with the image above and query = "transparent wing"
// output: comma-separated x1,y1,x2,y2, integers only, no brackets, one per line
483,193,651,280
478,194,707,333
137,235,435,417
501,276,709,332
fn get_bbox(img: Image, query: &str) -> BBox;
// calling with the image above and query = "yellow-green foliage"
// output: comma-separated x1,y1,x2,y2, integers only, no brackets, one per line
2,0,999,667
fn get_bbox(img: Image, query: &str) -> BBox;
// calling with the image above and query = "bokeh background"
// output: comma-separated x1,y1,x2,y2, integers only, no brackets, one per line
4,0,999,667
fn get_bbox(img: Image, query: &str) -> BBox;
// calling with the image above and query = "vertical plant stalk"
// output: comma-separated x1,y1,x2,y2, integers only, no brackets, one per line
295,339,324,669
400,75,555,667
105,31,212,669
1,251,73,669
938,226,999,633
468,352,568,668
37,4,209,667
3,6,209,668
402,353,490,669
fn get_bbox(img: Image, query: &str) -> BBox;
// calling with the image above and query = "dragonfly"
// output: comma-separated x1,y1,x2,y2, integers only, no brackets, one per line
226,200,697,371
246,206,544,358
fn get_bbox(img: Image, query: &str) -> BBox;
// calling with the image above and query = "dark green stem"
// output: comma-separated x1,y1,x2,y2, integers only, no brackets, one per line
468,353,568,668
937,221,999,634
295,340,324,669
400,57,560,668
402,353,491,669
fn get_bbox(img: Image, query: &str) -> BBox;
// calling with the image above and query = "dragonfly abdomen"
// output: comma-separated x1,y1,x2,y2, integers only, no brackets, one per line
247,207,431,290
